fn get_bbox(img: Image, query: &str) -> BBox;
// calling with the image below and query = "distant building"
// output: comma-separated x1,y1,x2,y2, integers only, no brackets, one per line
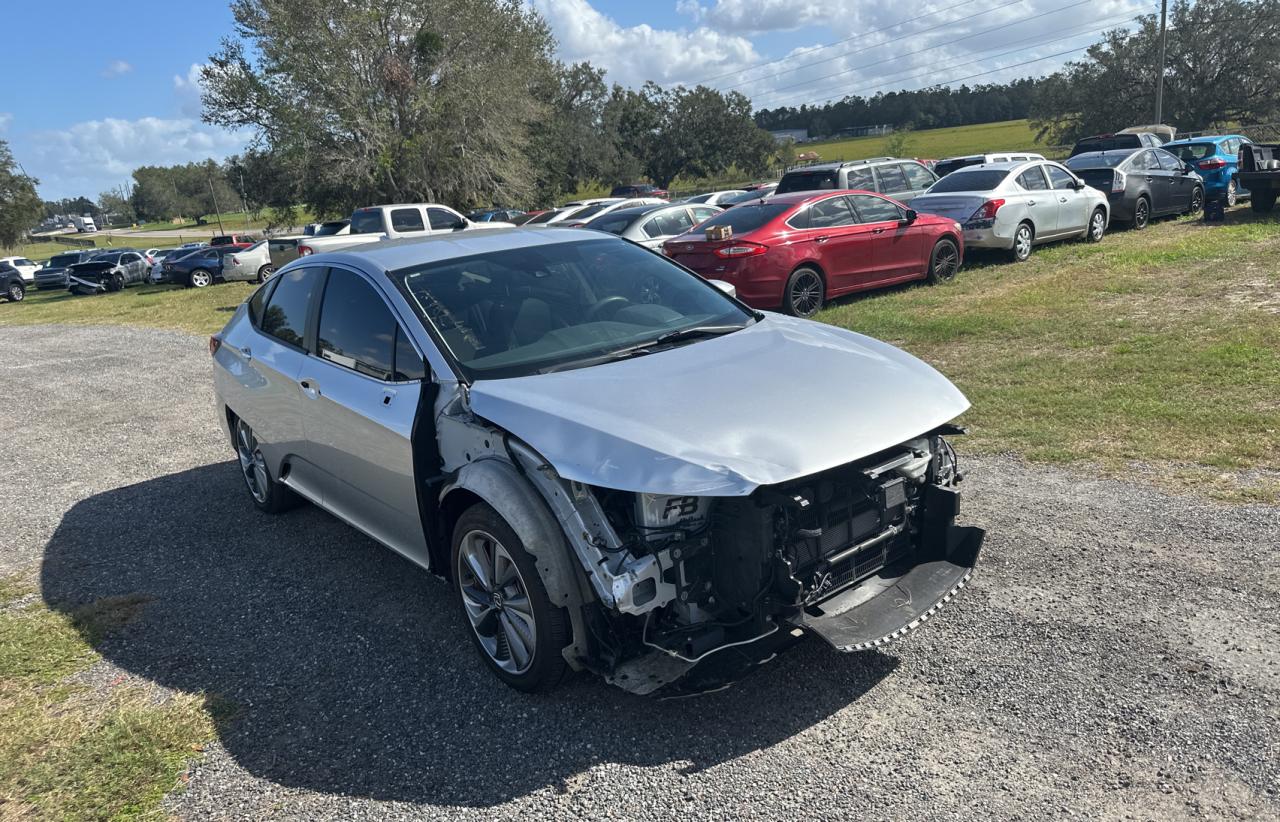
768,128,809,144
836,124,894,138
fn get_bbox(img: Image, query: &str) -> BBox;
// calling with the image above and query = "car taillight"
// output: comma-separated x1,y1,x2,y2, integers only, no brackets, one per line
230,256,240,265
714,242,769,259
968,199,1005,221
208,335,221,356
1198,157,1227,170
298,245,314,256
1112,172,1127,193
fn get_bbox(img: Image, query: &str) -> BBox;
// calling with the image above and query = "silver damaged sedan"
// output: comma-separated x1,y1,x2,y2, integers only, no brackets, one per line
211,228,985,694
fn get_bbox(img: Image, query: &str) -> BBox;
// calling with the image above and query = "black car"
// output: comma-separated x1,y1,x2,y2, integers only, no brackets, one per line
161,246,240,287
34,250,99,290
67,251,151,294
609,183,669,199
0,264,25,302
1065,148,1204,229
1069,131,1166,157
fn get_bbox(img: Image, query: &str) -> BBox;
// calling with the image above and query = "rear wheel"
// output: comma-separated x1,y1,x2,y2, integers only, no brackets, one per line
256,264,275,283
1252,190,1277,213
1132,196,1150,230
4,281,24,302
1084,208,1107,243
1226,179,1238,207
926,238,960,283
234,418,295,514
783,266,824,317
1008,222,1033,262
452,503,569,692
1188,186,1204,214
188,268,213,288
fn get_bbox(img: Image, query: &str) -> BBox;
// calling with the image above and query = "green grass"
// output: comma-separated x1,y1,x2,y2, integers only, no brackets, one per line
793,118,1054,164
3,280,256,335
0,574,216,820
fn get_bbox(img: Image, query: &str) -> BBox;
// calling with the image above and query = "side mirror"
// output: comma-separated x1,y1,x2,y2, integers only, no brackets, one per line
451,219,468,231
709,279,737,298
901,209,918,223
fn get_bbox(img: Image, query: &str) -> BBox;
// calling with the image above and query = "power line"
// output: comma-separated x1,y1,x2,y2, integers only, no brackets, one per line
720,0,1028,92
758,5,1152,111
695,0,987,86
747,0,1102,105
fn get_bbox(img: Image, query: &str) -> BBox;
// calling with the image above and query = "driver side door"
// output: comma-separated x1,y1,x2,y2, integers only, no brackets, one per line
1045,164,1090,234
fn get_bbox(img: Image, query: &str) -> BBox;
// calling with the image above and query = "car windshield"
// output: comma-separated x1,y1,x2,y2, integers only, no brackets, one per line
564,203,611,221
694,202,790,233
926,169,1012,193
1074,136,1140,153
775,170,838,194
1065,152,1132,169
934,158,981,177
393,237,752,380
50,254,81,266
94,253,122,264
525,209,563,225
1168,143,1214,161
586,213,638,235
721,189,772,206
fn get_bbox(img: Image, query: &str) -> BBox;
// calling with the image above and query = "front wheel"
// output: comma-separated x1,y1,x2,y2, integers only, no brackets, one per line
452,503,569,692
1188,186,1204,214
926,238,960,283
4,281,24,302
1008,222,1033,262
188,268,213,288
106,272,125,293
783,266,825,317
1085,208,1107,243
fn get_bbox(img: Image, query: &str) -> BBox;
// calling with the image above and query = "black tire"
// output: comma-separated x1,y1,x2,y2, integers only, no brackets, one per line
926,238,961,283
1084,207,1107,243
451,503,569,693
1252,190,1277,213
106,272,125,293
188,268,214,288
1187,186,1204,214
1226,179,1238,208
1132,196,1150,230
4,281,24,302
1008,222,1033,262
782,266,825,317
233,417,296,514
256,265,275,284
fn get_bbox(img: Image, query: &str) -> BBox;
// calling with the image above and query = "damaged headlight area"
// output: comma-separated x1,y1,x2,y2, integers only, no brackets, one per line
515,431,983,696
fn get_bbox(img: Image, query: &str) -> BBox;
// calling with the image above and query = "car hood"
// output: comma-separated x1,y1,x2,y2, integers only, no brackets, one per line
468,313,970,496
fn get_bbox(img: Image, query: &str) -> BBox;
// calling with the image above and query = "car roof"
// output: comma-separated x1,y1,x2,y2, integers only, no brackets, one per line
786,157,897,172
1163,135,1243,145
596,203,675,219
306,227,613,273
1069,149,1140,162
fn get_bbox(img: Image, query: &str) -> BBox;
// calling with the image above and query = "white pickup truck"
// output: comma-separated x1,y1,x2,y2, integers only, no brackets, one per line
296,203,512,257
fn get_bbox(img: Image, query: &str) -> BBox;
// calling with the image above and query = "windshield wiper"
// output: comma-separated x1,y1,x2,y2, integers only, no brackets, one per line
537,345,656,374
653,324,748,345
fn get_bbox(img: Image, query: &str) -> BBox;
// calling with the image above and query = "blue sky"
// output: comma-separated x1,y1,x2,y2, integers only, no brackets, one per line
0,0,1149,199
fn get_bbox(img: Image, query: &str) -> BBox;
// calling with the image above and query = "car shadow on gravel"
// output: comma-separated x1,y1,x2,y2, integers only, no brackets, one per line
40,463,897,808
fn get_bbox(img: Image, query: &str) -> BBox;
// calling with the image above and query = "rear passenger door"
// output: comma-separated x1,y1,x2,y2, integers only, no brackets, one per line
298,266,428,564
848,193,926,283
796,195,866,294
1015,166,1059,236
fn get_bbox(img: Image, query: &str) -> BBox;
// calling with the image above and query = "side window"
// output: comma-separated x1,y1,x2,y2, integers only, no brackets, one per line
845,166,876,190
652,209,694,237
901,163,936,190
17,258,34,267
1129,151,1151,171
1046,165,1077,190
1156,150,1182,172
261,267,321,349
849,193,904,224
390,208,425,233
875,164,910,193
807,196,856,229
247,276,278,328
393,327,427,381
428,207,461,231
316,268,396,380
691,206,719,223
1016,167,1050,190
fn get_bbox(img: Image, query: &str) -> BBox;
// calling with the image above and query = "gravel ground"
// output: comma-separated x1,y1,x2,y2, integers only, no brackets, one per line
3,323,1278,821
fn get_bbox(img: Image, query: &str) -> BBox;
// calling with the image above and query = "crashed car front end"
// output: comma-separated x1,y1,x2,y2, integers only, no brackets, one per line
66,263,119,294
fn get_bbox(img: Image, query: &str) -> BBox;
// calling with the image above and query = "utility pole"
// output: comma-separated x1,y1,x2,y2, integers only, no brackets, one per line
1154,0,1168,124
238,168,250,231
207,176,226,235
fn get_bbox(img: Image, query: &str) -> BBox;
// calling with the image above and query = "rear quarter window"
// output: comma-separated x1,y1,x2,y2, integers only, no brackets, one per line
261,267,321,349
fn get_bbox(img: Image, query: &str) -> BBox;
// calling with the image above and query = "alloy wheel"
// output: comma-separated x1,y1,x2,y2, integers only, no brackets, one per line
1226,180,1238,207
932,242,959,281
1190,187,1204,213
1134,200,1149,229
789,270,823,316
190,270,212,288
456,530,538,675
8,283,23,301
235,420,270,504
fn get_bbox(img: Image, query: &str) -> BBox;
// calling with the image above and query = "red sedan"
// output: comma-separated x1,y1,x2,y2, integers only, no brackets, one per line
662,190,963,317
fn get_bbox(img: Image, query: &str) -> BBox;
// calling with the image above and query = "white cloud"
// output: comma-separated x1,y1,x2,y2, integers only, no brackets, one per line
173,63,207,117
0,112,12,134
27,117,249,199
530,0,762,89
102,59,133,79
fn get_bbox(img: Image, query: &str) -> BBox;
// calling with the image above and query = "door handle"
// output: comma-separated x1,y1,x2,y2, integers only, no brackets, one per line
1027,199,1037,206
1145,176,1153,182
241,346,252,361
300,378,320,399
1059,197,1068,203
381,387,397,406
871,227,886,234
815,235,830,243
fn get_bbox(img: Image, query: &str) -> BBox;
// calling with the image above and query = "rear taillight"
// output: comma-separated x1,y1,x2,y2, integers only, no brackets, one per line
714,242,769,259
1198,157,1227,170
230,256,240,265
298,245,314,256
968,199,1005,221
1112,172,1127,193
208,335,221,356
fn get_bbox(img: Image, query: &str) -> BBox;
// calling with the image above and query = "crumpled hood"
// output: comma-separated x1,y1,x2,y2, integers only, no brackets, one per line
468,314,970,496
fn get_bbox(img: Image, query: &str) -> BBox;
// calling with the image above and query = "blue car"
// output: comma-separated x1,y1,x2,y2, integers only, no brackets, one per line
1162,135,1252,206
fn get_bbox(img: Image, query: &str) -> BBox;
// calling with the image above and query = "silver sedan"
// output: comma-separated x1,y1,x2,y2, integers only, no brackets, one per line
911,159,1110,262
583,202,721,249
220,240,275,283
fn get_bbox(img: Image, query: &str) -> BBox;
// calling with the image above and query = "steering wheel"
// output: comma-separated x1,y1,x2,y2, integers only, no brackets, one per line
585,295,630,322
